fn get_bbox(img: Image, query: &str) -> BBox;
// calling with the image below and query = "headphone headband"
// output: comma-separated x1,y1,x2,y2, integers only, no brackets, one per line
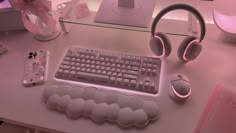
151,4,206,42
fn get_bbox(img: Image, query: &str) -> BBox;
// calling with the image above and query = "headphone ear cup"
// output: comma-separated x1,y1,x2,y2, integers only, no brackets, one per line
177,36,202,62
177,36,202,61
150,32,172,57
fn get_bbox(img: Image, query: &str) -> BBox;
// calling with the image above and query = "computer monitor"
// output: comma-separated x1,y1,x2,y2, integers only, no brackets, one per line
94,0,156,28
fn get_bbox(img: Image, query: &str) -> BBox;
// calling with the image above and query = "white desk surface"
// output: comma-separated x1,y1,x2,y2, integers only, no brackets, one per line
1,22,236,133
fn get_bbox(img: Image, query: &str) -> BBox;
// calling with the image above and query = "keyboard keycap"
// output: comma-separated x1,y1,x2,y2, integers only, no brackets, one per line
76,71,109,81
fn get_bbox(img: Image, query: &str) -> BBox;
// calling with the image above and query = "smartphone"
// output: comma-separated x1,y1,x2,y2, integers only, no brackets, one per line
23,50,49,87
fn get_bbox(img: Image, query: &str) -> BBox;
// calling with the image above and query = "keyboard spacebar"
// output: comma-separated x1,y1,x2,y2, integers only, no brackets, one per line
76,71,109,81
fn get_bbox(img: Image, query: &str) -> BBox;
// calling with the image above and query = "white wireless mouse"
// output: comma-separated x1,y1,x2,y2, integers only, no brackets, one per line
169,73,191,102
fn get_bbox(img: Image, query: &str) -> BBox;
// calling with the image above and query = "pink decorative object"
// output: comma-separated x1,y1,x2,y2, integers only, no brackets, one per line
194,84,236,133
75,2,91,20
10,0,60,41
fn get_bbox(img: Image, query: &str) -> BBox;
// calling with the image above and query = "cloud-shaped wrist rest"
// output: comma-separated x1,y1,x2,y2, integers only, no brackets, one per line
42,84,160,127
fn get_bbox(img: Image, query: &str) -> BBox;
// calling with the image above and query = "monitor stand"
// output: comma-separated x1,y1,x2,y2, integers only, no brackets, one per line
94,0,156,28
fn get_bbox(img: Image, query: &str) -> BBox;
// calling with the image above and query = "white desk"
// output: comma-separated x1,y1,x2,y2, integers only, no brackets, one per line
1,20,236,133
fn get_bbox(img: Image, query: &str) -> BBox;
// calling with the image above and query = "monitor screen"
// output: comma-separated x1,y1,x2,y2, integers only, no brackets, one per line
94,0,156,28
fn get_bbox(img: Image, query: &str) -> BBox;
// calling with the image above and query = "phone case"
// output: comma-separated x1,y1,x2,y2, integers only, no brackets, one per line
23,50,49,87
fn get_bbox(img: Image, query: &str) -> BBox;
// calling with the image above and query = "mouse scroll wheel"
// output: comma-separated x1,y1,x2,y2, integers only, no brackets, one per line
178,75,182,79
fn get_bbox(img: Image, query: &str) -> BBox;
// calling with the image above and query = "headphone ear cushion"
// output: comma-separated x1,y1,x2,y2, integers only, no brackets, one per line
150,32,171,57
178,36,202,61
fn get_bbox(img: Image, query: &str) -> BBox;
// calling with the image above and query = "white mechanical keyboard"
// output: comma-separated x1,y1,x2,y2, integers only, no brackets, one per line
55,47,162,94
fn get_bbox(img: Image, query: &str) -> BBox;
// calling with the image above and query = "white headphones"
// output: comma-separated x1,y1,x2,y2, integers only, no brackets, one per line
150,4,206,62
